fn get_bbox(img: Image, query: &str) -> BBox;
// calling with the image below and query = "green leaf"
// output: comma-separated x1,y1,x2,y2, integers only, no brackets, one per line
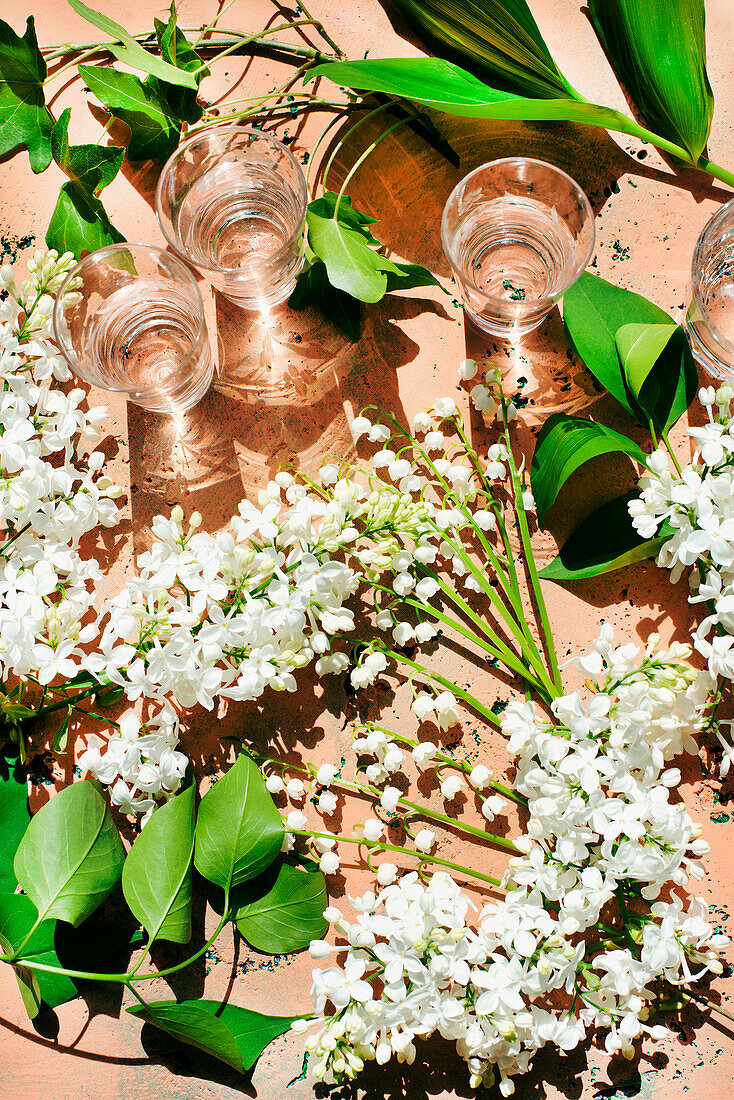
0,15,54,172
588,0,713,163
97,684,126,705
306,201,404,303
0,753,30,892
150,2,207,125
126,999,300,1072
14,780,125,928
45,108,125,257
78,65,182,164
122,779,194,945
530,413,647,526
308,192,380,243
539,492,670,582
51,709,71,753
562,272,672,421
234,860,328,954
384,261,443,293
310,57,634,132
194,754,284,895
67,0,198,89
288,260,362,342
389,0,579,98
616,322,698,434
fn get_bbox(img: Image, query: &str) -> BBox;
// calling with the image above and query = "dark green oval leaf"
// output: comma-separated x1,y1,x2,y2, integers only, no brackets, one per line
122,780,195,946
79,65,183,164
194,755,284,894
531,413,647,526
588,0,713,163
288,260,362,342
617,322,697,434
14,781,125,927
234,860,328,954
616,321,678,402
0,753,30,892
126,999,300,1072
539,492,670,582
0,16,53,172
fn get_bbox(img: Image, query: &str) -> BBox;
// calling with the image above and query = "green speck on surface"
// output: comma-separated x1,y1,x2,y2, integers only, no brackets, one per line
711,812,730,823
612,240,631,262
513,393,529,408
628,179,638,188
491,699,508,716
517,376,527,388
611,180,620,194
288,1052,309,1086
0,233,34,263
502,279,526,301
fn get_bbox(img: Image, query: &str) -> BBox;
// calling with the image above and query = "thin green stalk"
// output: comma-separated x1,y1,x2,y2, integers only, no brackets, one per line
697,157,734,189
189,20,321,78
295,1,347,60
320,101,393,195
661,429,683,476
333,116,407,221
398,795,518,851
6,914,43,963
41,29,334,64
377,646,502,728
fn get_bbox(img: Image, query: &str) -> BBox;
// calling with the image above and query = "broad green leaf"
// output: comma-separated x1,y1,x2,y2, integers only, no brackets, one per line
539,492,670,582
0,754,30,892
234,860,328,954
14,780,125,928
288,260,362,342
308,192,379,243
126,999,300,1072
79,65,182,164
530,414,647,526
616,322,697,434
67,0,198,89
563,272,672,421
194,754,284,894
150,2,207,125
389,0,579,98
122,780,194,946
0,16,53,172
310,57,635,133
45,108,125,257
384,261,443,293
588,0,713,163
306,202,405,303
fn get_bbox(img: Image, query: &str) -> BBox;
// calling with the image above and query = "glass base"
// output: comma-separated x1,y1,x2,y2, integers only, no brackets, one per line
464,304,551,338
131,356,215,415
684,317,734,382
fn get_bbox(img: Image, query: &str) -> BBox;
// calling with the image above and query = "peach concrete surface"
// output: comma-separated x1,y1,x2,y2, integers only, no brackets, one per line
2,1,734,1098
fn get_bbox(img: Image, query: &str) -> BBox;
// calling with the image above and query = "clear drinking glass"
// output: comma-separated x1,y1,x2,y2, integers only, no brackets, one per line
156,124,308,310
685,196,734,380
441,157,595,337
52,243,214,414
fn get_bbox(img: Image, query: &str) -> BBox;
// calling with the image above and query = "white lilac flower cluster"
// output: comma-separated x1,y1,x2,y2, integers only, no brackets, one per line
303,629,727,1093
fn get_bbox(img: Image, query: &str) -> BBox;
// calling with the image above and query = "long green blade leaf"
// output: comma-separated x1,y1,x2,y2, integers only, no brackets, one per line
588,0,713,162
14,781,125,928
530,413,647,526
0,754,30,892
389,0,578,98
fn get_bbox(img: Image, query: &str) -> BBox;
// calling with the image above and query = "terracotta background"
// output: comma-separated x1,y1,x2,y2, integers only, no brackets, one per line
2,1,734,1097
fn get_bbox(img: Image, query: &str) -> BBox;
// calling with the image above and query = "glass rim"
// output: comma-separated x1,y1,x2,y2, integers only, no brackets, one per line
51,241,208,384
154,122,308,275
691,194,734,353
440,155,595,306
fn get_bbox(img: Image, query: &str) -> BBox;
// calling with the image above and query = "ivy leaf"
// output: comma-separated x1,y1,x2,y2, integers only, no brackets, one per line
0,753,30,892
67,0,198,89
233,860,328,954
14,780,125,928
530,413,647,526
615,322,697,434
45,107,125,257
562,272,673,422
150,2,208,125
588,0,713,163
122,777,195,946
288,260,362,342
126,999,301,1072
308,192,380,243
539,492,671,582
306,202,405,303
79,65,183,164
194,754,284,894
0,15,54,172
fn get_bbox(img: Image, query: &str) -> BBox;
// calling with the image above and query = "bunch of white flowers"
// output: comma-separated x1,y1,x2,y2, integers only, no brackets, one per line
303,629,726,1092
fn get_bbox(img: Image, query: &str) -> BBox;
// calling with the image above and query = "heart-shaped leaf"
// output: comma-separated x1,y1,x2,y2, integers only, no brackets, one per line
68,0,198,89
616,322,697,434
79,65,183,164
588,0,713,163
126,999,301,1072
14,780,125,928
0,16,54,172
539,492,671,582
306,202,404,303
563,272,672,421
234,859,328,954
388,0,579,99
0,754,30,892
308,192,380,243
194,754,284,895
531,414,647,526
122,778,195,946
289,260,362,342
150,2,208,125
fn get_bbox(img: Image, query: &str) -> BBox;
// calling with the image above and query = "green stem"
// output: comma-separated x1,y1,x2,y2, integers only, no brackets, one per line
696,157,734,189
398,795,518,851
333,117,407,221
6,914,43,963
189,20,322,77
661,429,683,476
41,29,334,64
320,101,392,196
377,646,502,728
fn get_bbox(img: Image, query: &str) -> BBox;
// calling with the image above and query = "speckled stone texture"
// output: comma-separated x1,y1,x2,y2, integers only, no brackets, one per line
2,1,734,1098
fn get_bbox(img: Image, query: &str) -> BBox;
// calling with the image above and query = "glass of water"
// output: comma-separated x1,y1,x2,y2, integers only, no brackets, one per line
52,243,214,414
156,124,308,310
442,157,595,337
685,196,734,379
